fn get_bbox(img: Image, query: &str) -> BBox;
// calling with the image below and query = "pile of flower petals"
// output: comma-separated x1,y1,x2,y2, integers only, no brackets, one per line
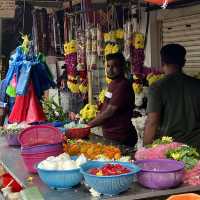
135,142,182,160
184,161,200,186
135,142,200,186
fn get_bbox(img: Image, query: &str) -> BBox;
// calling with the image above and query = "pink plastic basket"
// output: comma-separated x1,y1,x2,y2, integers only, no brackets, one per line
21,149,63,173
18,125,63,147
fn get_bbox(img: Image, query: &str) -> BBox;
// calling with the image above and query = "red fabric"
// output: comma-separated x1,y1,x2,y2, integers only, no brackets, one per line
8,95,29,122
8,83,46,123
144,0,175,5
2,173,22,192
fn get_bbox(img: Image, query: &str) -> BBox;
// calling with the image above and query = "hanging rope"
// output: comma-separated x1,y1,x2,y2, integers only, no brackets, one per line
107,7,110,32
113,5,119,30
137,0,142,32
22,0,26,33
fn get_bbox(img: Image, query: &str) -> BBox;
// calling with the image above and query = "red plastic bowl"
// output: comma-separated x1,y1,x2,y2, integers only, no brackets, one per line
66,126,91,139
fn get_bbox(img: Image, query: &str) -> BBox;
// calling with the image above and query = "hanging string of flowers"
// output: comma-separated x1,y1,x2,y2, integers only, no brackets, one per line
76,29,88,95
123,22,132,61
97,25,104,57
146,73,165,86
64,40,79,93
132,33,145,76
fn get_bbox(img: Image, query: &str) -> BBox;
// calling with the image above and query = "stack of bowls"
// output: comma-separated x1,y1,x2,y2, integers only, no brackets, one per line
21,143,63,173
18,125,64,173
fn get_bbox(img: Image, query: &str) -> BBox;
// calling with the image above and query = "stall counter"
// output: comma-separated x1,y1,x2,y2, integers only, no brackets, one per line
1,137,200,200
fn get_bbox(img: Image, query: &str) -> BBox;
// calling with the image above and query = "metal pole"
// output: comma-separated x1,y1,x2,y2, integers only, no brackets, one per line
0,19,2,55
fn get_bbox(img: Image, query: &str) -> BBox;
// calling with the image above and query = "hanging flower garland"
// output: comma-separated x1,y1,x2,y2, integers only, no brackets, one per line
76,29,88,95
104,43,120,56
91,28,98,70
64,40,79,93
132,75,145,107
146,73,165,86
124,22,132,61
79,70,88,94
104,29,124,43
104,42,121,84
98,89,106,104
97,25,104,57
132,32,145,76
76,29,86,71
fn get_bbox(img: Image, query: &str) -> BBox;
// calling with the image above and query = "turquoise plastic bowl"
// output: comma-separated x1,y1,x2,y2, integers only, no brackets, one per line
37,157,82,189
80,161,140,196
37,167,82,189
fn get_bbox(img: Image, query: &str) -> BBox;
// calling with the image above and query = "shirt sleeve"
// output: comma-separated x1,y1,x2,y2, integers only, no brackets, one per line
147,84,162,113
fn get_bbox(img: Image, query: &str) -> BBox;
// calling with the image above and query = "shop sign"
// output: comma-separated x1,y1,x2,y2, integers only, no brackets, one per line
0,0,15,18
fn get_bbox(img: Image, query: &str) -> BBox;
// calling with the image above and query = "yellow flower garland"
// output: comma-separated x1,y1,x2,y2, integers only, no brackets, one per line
104,29,124,42
115,29,124,39
98,89,107,104
134,33,145,49
147,73,165,86
67,81,80,93
64,40,77,56
104,43,120,56
132,83,143,94
79,83,88,94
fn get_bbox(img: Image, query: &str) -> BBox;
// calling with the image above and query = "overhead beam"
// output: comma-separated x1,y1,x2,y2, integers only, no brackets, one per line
65,1,141,16
16,0,65,8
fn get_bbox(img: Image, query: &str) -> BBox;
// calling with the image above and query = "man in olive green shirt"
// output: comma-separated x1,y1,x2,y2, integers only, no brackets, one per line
144,44,200,148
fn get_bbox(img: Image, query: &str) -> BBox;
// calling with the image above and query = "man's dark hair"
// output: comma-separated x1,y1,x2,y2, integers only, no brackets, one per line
106,52,125,67
160,43,186,68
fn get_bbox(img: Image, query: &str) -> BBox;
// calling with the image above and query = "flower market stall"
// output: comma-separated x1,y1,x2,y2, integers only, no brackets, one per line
1,0,200,199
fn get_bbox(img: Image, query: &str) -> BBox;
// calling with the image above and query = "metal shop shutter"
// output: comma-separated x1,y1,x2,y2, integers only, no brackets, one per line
162,14,200,70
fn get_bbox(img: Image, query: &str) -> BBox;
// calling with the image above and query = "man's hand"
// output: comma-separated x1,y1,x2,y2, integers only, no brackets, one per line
60,79,66,90
68,112,78,121
143,112,160,145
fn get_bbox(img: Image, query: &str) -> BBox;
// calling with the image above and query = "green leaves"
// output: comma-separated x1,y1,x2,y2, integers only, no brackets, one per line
42,97,66,122
166,146,200,170
148,136,173,148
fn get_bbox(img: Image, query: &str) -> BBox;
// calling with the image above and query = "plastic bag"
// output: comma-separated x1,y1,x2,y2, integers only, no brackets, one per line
6,85,16,97
16,61,32,95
